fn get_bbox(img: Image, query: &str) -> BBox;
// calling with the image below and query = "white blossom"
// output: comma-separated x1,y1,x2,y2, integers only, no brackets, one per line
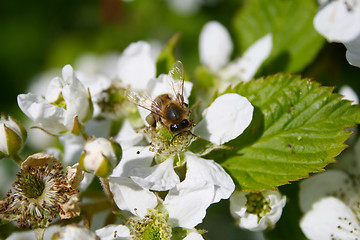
75,41,157,118
229,190,286,231
17,65,93,135
300,197,360,240
199,21,233,72
314,0,360,67
106,147,215,236
199,21,272,90
299,169,360,239
96,150,208,238
299,170,360,215
314,0,360,43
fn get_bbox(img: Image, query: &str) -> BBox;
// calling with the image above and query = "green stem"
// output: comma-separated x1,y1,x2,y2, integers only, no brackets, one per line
12,153,23,166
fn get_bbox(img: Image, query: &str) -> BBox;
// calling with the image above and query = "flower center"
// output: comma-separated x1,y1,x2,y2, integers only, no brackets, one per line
128,209,172,240
19,172,45,199
143,125,196,155
50,92,67,109
246,192,271,220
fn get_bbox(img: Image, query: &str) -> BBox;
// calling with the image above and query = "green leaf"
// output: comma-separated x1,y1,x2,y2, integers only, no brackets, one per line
216,74,360,191
233,0,324,73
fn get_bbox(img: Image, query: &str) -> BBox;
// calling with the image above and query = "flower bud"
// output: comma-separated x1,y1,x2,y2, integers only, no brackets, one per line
79,137,122,177
0,114,27,159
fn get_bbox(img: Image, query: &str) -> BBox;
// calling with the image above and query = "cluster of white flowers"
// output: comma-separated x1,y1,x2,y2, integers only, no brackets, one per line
0,20,290,239
314,0,360,67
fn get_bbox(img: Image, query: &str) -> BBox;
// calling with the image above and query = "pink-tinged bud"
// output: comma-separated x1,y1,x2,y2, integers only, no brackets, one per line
79,137,122,177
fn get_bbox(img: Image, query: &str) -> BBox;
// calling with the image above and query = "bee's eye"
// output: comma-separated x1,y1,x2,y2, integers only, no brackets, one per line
180,119,189,127
170,124,179,133
183,103,189,108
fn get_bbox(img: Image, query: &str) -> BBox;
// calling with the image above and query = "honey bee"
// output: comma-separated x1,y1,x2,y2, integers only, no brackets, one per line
126,61,191,134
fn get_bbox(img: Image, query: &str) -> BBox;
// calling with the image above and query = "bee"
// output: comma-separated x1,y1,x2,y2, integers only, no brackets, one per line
126,61,191,134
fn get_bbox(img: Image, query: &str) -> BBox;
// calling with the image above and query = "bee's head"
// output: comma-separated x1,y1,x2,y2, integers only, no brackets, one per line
170,119,190,133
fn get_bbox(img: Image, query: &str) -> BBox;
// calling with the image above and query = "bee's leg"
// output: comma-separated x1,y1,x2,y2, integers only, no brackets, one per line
146,113,156,127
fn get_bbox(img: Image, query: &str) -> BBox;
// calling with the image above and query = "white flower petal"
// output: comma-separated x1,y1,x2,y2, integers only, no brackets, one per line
79,172,94,191
96,224,132,240
109,177,158,218
194,93,254,145
219,34,273,82
62,64,75,83
299,170,356,212
345,35,360,67
26,126,57,151
183,231,205,240
115,120,143,150
300,197,360,240
56,225,98,240
261,191,287,229
314,0,360,42
339,85,359,104
111,147,155,177
77,72,112,103
117,41,156,89
44,77,62,103
59,134,84,164
199,21,233,71
17,93,67,134
62,74,91,128
130,157,180,191
164,178,214,229
75,52,119,80
185,153,235,203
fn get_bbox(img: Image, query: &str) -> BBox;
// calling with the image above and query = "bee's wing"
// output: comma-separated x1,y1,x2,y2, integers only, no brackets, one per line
125,89,164,117
168,60,185,104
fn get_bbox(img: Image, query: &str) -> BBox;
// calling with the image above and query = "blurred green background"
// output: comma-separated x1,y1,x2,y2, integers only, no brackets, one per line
1,0,359,116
